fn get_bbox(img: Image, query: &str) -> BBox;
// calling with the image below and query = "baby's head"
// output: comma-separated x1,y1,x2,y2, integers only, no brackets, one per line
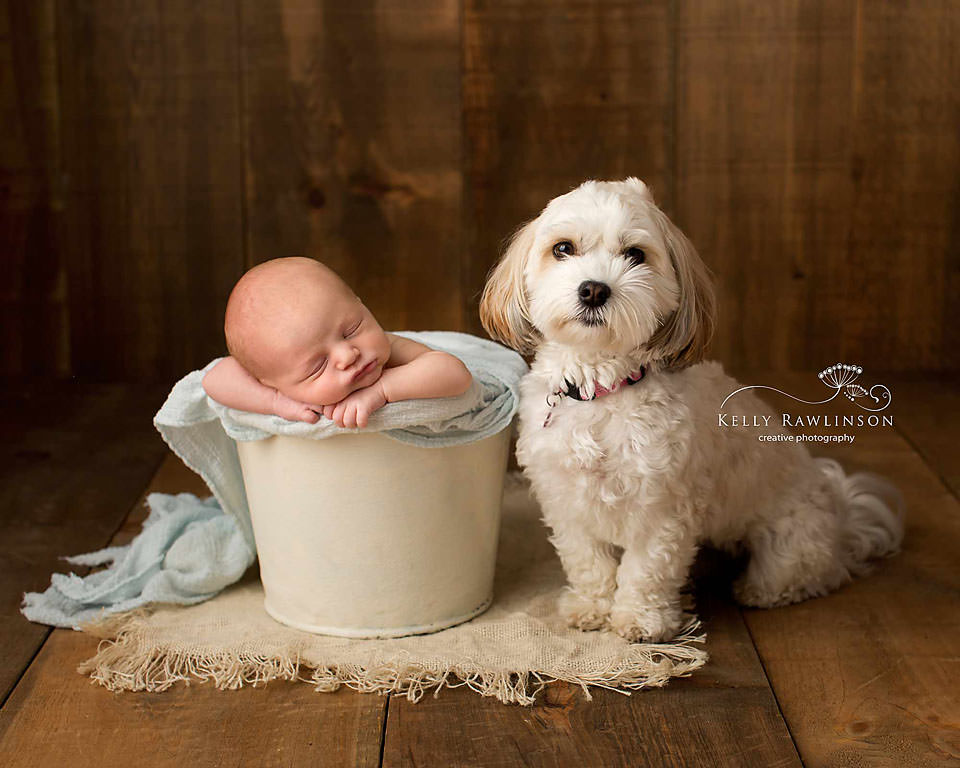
224,257,391,406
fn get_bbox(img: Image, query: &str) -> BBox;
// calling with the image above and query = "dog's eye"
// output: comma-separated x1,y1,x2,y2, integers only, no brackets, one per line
625,246,646,264
552,241,575,260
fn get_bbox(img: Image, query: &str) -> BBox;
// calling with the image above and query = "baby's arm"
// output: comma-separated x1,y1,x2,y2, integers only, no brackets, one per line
201,357,319,423
321,336,472,429
379,335,473,403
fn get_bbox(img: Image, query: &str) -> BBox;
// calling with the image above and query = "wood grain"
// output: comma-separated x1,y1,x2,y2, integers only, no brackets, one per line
0,382,168,704
383,560,800,768
462,0,673,337
3,1,959,378
675,1,857,372
0,451,388,768
241,0,463,334
839,1,960,371
675,0,960,373
738,372,960,765
889,373,960,499
56,0,244,379
0,630,386,768
0,0,67,377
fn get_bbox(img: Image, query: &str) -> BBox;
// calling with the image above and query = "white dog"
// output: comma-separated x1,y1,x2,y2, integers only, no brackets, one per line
480,178,903,643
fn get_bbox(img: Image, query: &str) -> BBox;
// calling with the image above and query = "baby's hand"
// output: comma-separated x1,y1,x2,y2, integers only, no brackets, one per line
321,383,387,429
271,390,320,424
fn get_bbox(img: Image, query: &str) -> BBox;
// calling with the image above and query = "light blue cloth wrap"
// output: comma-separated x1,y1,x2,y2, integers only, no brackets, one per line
22,332,527,628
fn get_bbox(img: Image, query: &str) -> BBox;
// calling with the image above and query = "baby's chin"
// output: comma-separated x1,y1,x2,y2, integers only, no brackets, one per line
353,358,385,387
318,365,386,405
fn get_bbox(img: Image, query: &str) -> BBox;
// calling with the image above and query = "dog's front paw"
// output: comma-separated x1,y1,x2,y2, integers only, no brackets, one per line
558,590,612,631
608,606,686,643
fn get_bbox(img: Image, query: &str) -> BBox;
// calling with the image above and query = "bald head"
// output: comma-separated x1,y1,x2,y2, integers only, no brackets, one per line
224,257,356,380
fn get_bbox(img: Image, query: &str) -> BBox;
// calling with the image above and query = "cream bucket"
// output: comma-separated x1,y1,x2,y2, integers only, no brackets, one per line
236,428,511,638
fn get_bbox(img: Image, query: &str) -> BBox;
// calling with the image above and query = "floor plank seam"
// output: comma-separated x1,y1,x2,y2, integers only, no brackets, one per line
738,608,805,767
0,627,52,711
108,452,169,544
2,449,166,711
379,692,390,767
893,423,959,503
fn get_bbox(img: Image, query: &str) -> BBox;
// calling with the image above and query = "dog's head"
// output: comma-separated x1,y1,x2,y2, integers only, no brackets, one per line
480,178,716,368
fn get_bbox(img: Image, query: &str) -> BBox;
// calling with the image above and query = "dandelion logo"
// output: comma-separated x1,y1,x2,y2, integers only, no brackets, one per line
720,363,892,412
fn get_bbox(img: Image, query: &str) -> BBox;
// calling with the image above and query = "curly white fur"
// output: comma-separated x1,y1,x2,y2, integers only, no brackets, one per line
480,178,904,643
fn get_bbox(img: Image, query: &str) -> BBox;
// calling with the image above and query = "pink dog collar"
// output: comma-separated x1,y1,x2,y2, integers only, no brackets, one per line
542,368,645,427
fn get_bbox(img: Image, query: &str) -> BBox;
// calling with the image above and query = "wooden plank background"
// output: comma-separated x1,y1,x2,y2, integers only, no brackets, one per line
2,0,958,380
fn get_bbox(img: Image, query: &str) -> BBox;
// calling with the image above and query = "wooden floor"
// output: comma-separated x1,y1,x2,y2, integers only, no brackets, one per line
0,373,957,767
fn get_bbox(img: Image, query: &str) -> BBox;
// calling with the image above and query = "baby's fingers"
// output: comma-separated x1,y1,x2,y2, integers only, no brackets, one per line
355,405,370,428
300,408,320,424
343,404,360,429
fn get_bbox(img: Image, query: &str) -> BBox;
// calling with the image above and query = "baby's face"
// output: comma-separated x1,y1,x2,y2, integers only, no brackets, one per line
262,289,392,407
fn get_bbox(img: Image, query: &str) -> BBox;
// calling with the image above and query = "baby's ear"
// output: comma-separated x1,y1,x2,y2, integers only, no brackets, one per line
623,177,655,203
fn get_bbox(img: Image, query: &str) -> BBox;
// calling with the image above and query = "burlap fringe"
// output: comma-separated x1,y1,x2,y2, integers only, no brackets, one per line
78,615,707,706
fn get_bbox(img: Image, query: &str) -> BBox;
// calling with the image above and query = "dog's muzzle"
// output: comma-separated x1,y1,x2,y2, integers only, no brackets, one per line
576,280,610,327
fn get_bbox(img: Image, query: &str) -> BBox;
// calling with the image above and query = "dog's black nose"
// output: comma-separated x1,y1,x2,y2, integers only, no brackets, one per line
578,280,611,308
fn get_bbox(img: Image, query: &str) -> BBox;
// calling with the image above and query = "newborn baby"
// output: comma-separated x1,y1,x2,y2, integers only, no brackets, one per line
202,257,473,428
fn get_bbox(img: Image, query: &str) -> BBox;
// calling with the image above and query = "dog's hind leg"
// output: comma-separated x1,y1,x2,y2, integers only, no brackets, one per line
733,503,851,608
734,461,903,608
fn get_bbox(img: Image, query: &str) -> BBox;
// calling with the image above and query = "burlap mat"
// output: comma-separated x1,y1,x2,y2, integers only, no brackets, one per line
80,475,707,705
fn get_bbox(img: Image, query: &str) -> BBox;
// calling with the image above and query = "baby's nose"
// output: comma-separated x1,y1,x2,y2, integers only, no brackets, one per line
334,343,360,369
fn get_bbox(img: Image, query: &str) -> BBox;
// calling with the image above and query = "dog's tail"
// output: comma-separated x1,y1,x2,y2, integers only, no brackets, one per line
817,458,905,573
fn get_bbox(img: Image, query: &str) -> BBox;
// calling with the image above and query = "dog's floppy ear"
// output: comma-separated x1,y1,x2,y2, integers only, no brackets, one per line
646,206,716,369
479,219,540,354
